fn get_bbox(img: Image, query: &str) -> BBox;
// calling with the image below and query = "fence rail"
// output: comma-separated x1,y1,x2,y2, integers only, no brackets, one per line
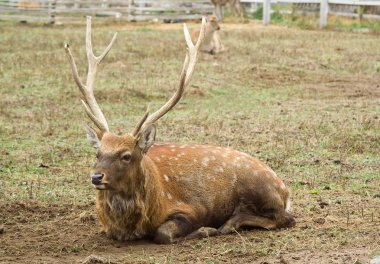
0,0,213,23
0,0,380,26
241,0,380,27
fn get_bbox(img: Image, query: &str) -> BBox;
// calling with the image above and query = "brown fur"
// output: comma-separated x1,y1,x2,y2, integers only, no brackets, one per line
191,15,224,54
92,133,295,243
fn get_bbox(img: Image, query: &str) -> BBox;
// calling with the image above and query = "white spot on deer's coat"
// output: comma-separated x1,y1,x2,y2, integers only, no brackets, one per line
161,191,165,197
210,156,216,161
202,157,209,166
170,145,176,148
160,155,166,158
215,167,224,173
167,193,172,200
280,181,286,190
164,175,169,182
190,146,196,149
170,149,176,152
179,145,187,149
232,174,238,184
155,157,161,161
193,158,198,163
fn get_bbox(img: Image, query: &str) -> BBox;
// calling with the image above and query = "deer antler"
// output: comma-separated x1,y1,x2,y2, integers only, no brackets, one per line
134,17,206,136
64,16,117,133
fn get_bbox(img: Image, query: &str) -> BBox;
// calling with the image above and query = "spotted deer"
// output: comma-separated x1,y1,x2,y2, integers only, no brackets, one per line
64,16,295,244
191,15,225,54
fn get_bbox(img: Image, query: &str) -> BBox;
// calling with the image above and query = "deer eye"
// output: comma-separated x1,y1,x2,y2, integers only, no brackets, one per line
121,152,132,162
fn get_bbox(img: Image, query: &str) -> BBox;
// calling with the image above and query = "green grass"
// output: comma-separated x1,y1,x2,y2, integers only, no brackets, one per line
248,4,380,31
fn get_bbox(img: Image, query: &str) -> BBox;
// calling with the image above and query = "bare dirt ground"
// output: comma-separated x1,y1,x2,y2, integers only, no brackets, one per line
0,21,379,263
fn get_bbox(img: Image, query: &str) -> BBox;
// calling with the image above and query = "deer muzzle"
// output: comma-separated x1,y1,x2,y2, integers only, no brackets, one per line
91,173,104,185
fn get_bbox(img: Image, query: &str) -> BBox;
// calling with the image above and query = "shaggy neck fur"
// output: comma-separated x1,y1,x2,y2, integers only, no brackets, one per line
96,156,163,240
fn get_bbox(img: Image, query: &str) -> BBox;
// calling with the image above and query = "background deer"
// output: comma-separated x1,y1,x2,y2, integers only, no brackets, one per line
211,0,244,20
191,15,225,54
64,16,295,244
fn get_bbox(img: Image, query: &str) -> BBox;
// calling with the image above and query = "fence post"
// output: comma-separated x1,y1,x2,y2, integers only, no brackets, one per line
263,0,271,25
128,0,133,21
319,0,328,28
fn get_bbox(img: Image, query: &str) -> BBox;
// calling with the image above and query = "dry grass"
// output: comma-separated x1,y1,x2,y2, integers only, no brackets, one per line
0,20,379,263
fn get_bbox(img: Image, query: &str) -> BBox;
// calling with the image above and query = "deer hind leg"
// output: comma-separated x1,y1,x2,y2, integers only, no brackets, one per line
218,211,295,234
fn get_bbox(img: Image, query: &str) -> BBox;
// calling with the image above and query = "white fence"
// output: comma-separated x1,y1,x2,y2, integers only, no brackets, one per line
0,0,213,23
241,0,380,27
0,0,380,26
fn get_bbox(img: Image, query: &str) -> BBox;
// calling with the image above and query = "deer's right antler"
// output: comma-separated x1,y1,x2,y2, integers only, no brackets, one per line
65,16,117,134
135,17,206,136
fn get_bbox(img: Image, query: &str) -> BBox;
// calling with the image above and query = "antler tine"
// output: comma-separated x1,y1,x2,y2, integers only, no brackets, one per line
132,105,150,137
86,16,118,65
65,16,117,133
138,17,206,133
81,100,109,132
184,16,206,87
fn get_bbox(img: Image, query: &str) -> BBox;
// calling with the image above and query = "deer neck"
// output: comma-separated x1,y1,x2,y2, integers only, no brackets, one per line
98,156,163,218
95,156,164,239
204,28,215,44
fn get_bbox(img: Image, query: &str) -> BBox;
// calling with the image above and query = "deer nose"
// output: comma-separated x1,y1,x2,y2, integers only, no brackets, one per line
91,173,104,185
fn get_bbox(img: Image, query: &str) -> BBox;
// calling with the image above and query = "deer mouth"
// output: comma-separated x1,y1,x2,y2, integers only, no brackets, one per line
92,181,110,190
93,183,107,190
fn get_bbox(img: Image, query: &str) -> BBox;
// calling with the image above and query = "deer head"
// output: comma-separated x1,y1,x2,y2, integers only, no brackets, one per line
65,16,206,193
207,15,221,32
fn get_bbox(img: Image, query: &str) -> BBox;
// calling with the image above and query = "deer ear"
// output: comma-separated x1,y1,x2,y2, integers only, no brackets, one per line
83,123,101,148
138,124,156,154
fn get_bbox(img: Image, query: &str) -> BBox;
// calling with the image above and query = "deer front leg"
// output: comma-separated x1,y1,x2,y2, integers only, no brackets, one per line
154,214,219,244
183,227,219,240
154,214,196,244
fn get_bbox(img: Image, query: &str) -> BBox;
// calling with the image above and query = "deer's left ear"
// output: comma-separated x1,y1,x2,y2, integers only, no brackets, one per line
138,124,156,154
83,123,101,148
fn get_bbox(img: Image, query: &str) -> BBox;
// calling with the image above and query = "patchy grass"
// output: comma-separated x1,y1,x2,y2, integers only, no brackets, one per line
0,20,379,263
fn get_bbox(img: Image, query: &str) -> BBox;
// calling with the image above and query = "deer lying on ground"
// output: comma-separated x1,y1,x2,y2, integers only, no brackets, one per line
64,16,295,244
191,15,224,54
